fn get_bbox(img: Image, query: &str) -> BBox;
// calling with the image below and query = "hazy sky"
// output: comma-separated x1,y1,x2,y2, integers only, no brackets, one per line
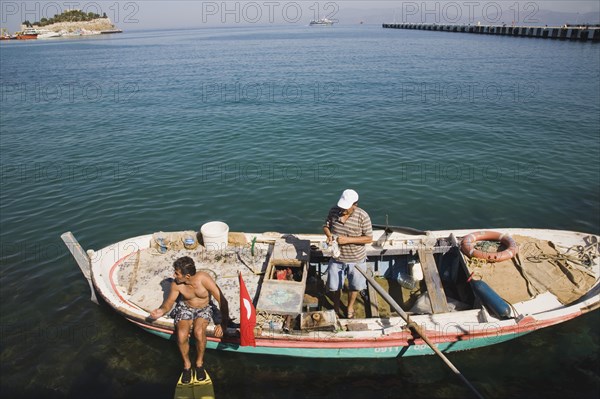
1,1,599,32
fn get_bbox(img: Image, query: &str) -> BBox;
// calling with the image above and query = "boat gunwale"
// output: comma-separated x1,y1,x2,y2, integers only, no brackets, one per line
84,227,599,356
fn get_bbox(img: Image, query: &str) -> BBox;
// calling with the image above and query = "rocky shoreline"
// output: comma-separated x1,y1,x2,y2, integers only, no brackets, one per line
23,17,120,34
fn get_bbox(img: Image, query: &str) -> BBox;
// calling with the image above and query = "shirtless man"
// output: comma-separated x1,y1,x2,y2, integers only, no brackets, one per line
150,256,229,383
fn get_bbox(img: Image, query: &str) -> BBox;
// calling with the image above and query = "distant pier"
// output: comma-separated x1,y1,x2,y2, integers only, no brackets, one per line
382,23,600,42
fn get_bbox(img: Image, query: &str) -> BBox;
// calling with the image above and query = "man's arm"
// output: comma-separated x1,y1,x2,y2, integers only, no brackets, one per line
323,225,334,244
149,281,179,319
202,273,229,336
337,235,373,245
323,210,334,244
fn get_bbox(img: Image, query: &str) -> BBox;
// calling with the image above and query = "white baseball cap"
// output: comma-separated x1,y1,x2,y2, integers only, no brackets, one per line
337,189,359,209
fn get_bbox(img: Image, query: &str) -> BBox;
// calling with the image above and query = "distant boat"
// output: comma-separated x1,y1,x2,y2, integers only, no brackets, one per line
100,29,123,34
15,28,39,40
37,30,62,39
310,18,334,26
0,29,13,40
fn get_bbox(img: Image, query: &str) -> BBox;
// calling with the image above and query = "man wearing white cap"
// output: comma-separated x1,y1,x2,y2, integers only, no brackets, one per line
323,189,373,318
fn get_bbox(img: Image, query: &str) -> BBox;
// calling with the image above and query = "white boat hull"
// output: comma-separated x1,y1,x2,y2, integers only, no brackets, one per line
65,227,599,358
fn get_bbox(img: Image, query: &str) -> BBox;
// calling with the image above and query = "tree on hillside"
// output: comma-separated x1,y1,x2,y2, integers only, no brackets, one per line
26,10,101,25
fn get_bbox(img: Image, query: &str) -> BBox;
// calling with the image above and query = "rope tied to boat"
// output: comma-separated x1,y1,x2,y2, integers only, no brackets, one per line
468,257,489,269
527,252,589,267
464,258,494,287
527,243,597,277
569,238,599,267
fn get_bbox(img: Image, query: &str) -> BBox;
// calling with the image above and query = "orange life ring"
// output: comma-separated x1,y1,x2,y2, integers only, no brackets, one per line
460,231,518,262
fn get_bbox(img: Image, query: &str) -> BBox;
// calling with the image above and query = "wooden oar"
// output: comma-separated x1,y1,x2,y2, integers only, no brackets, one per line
355,267,485,399
61,231,98,304
372,224,428,236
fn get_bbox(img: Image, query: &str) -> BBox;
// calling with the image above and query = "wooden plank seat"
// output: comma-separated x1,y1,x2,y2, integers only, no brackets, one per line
418,248,449,313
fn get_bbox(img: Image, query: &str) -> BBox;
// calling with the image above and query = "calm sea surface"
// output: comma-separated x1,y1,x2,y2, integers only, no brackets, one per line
1,25,599,399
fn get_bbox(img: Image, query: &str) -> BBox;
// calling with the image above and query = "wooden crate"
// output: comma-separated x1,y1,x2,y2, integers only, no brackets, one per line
256,238,311,315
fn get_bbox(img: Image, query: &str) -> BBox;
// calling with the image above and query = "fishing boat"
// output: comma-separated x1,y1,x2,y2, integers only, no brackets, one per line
37,30,62,39
0,28,14,40
15,28,39,40
309,18,334,26
63,226,599,359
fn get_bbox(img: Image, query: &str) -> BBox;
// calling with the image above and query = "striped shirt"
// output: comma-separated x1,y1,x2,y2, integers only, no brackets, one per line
324,206,373,263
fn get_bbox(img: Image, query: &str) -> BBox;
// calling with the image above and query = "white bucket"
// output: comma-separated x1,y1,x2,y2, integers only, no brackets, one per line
200,221,229,251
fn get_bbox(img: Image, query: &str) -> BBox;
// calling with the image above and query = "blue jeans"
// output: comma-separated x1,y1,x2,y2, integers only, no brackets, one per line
327,259,367,291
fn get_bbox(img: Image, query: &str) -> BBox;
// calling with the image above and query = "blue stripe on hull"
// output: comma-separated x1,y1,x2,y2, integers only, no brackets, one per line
143,328,531,358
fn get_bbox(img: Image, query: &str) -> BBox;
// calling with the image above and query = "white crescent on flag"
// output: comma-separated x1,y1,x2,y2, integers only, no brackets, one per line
242,298,253,321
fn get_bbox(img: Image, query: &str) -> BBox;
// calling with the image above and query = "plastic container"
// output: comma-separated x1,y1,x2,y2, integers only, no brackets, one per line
397,271,418,290
154,231,168,253
409,259,424,281
182,232,197,249
200,221,229,251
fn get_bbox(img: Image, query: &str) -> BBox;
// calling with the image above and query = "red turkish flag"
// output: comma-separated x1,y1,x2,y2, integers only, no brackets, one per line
239,272,256,347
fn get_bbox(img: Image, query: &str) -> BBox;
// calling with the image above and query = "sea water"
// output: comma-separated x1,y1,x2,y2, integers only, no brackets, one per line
1,25,599,399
